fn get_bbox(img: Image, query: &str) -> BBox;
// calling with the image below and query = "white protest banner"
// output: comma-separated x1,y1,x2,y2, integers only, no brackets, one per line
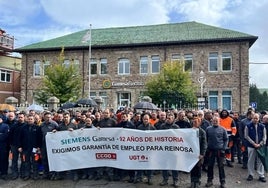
46,128,200,172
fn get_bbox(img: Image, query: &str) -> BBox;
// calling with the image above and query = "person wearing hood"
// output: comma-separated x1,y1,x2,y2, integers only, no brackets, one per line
219,109,237,167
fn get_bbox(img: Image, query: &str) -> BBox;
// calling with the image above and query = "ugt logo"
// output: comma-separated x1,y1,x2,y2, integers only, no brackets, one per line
129,155,149,162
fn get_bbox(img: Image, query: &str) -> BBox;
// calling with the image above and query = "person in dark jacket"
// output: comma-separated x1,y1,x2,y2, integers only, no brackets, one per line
240,110,255,169
159,113,180,188
231,112,243,164
18,115,42,180
95,109,117,181
0,117,9,180
175,110,191,128
10,112,27,180
40,111,58,179
190,117,207,188
134,114,156,185
205,116,228,188
244,113,267,182
116,112,135,182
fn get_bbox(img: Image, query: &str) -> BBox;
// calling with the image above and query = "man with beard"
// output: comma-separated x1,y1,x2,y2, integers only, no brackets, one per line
10,112,27,180
134,114,156,185
40,111,58,179
154,111,167,130
219,109,237,167
95,109,117,181
159,113,180,188
18,115,42,180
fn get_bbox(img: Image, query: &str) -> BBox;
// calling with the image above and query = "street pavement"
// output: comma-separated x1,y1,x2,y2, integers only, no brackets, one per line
0,161,267,188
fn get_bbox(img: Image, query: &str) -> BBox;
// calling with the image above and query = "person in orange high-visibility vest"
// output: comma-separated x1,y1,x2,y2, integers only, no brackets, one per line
219,109,237,167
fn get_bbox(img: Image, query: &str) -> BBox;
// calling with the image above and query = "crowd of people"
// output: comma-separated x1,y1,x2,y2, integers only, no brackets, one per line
0,106,268,188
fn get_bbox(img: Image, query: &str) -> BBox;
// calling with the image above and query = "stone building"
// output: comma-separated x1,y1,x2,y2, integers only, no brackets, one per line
15,21,257,113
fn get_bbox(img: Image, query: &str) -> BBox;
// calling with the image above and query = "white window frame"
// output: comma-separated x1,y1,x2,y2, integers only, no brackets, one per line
222,52,232,72
118,58,130,75
43,61,50,76
222,91,232,111
151,55,160,74
63,59,70,68
208,91,218,110
0,69,11,82
100,58,107,75
140,56,148,74
171,54,180,62
90,59,97,75
33,60,42,77
184,54,193,72
208,52,218,72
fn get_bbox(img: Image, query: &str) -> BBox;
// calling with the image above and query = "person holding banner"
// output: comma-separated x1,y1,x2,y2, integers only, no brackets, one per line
116,112,136,182
134,113,156,185
159,113,180,188
190,117,207,188
95,109,117,181
40,111,58,180
55,112,80,181
205,116,228,188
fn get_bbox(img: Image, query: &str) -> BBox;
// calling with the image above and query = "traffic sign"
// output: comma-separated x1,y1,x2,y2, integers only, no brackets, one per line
250,102,257,109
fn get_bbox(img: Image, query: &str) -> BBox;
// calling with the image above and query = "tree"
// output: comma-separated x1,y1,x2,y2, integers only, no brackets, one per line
34,48,83,104
249,83,268,111
145,61,197,109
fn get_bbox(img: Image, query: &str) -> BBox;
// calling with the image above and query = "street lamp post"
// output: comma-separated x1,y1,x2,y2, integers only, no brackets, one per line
198,70,206,98
82,24,92,98
197,70,206,109
163,100,166,112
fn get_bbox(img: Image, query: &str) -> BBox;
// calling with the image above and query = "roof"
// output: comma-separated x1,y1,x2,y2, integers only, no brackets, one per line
15,21,258,52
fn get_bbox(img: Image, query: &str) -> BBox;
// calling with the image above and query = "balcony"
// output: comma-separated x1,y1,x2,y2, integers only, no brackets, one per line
0,29,14,52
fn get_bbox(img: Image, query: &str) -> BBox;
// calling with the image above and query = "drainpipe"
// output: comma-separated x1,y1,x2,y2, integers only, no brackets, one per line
25,53,28,102
239,43,242,113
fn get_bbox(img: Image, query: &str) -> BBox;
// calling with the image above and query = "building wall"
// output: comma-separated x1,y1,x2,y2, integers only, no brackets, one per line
0,56,21,103
20,41,250,113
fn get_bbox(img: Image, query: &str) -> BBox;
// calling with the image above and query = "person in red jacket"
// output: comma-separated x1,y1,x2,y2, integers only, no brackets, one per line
219,109,237,167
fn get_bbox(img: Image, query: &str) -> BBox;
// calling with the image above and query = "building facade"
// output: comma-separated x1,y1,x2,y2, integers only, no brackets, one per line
15,22,257,113
0,29,21,103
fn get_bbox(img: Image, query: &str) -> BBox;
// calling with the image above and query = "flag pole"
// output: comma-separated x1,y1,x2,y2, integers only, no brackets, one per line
88,24,92,98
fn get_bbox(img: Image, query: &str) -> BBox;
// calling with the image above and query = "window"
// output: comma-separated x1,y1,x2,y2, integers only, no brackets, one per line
140,56,148,74
43,61,50,75
208,91,218,110
0,69,11,82
90,59,97,75
222,91,232,110
118,58,130,75
73,59,80,72
90,92,97,99
222,52,232,71
99,91,108,108
34,60,41,76
184,54,193,72
151,55,160,73
100,58,107,74
209,53,218,72
118,92,131,107
171,54,181,63
63,59,70,68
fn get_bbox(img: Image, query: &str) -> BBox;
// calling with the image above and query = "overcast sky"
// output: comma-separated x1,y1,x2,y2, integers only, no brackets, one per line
1,0,267,88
